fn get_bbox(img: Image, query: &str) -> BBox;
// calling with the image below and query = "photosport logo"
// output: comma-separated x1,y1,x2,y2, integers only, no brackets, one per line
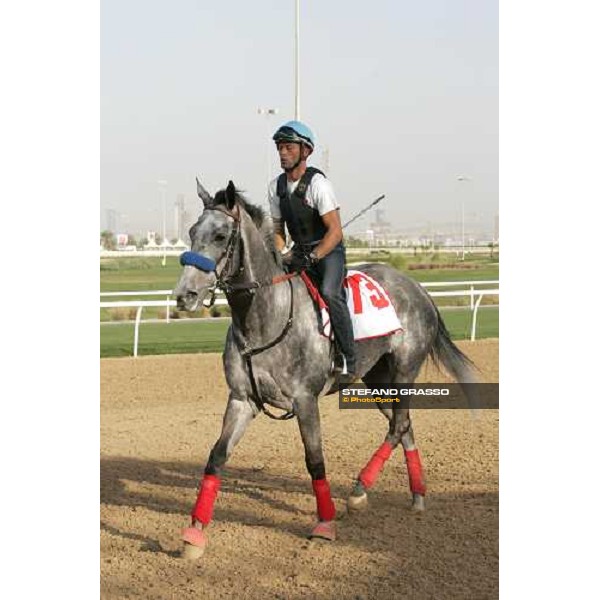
338,383,499,410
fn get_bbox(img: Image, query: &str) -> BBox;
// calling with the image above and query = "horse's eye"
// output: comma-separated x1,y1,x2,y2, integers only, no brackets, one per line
215,234,226,242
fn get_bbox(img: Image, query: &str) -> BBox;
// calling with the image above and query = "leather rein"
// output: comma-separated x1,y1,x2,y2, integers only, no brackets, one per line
200,205,297,420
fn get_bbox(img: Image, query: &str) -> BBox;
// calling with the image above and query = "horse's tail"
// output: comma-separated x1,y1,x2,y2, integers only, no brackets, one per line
430,306,479,385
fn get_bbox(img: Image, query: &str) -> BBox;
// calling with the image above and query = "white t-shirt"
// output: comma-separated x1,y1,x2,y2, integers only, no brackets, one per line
268,172,339,220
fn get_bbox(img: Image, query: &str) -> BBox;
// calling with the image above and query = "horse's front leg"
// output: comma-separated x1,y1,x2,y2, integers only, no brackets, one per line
295,396,337,541
182,395,256,559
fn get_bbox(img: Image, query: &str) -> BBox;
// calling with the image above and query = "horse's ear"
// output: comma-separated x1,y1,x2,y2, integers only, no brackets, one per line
196,177,212,206
225,180,236,210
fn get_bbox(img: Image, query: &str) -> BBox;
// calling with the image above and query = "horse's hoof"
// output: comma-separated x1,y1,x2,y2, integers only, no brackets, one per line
347,492,368,512
411,494,425,512
181,527,206,560
182,542,204,560
309,520,336,541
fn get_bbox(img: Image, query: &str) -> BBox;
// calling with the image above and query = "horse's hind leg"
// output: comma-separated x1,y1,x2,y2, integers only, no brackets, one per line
348,399,425,513
346,356,398,512
388,404,426,511
348,360,426,512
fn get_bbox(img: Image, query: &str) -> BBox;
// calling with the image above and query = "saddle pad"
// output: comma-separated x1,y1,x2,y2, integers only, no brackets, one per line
300,270,403,341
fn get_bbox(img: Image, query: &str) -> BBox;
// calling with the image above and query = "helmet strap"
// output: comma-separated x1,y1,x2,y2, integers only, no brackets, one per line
285,157,303,172
284,143,305,172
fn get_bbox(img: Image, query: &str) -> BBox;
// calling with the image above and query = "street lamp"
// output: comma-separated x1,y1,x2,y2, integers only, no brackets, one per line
258,107,278,202
295,0,300,119
158,179,168,266
457,175,472,261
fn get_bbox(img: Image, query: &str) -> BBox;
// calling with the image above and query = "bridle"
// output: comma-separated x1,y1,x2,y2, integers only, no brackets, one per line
207,204,243,300
194,204,296,302
181,203,297,420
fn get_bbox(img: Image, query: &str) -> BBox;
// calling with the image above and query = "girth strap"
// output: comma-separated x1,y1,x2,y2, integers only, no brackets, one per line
235,278,296,420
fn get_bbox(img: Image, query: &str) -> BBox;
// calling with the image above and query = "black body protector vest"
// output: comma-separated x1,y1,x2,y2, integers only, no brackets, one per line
277,167,328,246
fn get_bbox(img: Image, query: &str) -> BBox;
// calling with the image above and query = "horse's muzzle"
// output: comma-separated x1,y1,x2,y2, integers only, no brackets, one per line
176,291,200,312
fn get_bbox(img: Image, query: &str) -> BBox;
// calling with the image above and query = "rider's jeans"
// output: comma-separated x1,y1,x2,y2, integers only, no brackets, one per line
308,243,356,371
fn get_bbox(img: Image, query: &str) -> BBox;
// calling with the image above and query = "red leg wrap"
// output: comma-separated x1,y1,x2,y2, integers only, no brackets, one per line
404,448,426,495
358,441,394,489
191,474,221,526
312,478,336,522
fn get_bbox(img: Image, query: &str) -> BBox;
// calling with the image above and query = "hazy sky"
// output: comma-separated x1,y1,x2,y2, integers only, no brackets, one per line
101,0,498,238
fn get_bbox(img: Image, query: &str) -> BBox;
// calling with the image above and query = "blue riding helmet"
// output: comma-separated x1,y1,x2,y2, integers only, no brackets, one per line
272,120,315,151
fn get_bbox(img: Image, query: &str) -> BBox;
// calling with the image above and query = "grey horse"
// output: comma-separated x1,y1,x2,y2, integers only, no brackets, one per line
174,179,477,559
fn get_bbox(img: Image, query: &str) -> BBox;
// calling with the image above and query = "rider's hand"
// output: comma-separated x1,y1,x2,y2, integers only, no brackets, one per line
281,250,295,267
294,252,319,271
283,252,306,272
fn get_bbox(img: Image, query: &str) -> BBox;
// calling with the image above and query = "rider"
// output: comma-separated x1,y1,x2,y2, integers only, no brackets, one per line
268,120,356,379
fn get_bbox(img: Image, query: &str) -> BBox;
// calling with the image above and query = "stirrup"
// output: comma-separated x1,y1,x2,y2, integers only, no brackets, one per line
338,369,358,386
333,352,347,374
333,354,356,378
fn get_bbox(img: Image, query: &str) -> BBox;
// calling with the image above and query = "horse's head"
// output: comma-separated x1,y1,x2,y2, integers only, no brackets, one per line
174,178,242,311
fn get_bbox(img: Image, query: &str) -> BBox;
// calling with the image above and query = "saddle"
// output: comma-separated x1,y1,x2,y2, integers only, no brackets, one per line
299,270,403,341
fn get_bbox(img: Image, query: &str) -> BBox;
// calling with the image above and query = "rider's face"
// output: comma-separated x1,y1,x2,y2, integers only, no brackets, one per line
277,142,304,170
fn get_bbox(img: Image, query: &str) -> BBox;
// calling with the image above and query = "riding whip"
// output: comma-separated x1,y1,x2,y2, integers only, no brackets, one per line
342,194,385,229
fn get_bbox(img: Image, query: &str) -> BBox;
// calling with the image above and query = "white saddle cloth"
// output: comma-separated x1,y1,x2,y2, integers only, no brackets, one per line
315,269,403,341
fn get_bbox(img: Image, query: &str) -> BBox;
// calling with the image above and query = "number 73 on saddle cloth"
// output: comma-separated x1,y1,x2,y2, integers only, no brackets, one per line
302,269,403,341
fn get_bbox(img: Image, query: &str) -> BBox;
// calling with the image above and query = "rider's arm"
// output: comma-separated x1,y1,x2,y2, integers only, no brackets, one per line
310,177,342,260
312,209,343,260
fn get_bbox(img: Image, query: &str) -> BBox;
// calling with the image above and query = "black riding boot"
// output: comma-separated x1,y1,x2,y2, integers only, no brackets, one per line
313,244,356,378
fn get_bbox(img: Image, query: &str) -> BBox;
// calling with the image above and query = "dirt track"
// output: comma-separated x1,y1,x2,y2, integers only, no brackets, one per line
101,339,498,599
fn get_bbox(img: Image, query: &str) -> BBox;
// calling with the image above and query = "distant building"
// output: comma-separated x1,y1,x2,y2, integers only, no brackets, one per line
174,194,186,241
367,209,393,245
144,232,159,250
105,209,118,232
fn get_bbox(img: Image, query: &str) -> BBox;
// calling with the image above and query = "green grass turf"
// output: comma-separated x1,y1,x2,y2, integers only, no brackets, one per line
100,307,498,358
100,256,499,292
100,256,498,320
405,265,499,284
100,256,183,292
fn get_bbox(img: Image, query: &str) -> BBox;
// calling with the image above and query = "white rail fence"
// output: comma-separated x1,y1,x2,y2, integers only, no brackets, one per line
100,281,499,356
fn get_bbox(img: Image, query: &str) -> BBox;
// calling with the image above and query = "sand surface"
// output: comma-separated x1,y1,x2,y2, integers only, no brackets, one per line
101,340,498,599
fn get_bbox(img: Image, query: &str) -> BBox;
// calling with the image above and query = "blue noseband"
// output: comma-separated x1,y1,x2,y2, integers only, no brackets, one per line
179,251,216,272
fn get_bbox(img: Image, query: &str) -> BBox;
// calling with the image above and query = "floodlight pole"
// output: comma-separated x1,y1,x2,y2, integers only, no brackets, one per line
457,175,472,261
258,107,279,198
295,0,300,120
158,180,168,266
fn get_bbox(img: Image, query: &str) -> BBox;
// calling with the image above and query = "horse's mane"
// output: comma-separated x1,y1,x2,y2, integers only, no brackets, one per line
213,187,282,267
